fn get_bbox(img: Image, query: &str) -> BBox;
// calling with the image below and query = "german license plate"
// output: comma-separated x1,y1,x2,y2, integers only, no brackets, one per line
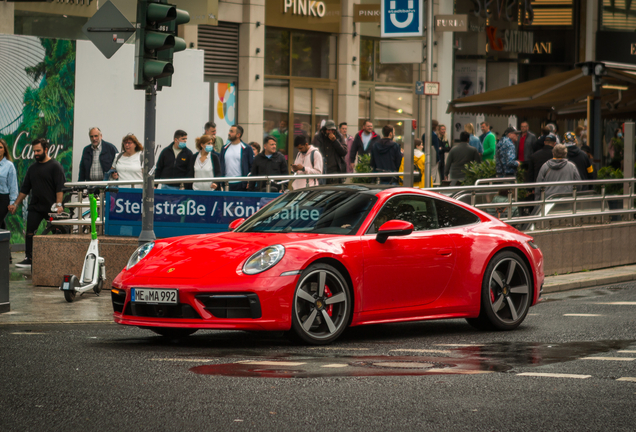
131,288,178,304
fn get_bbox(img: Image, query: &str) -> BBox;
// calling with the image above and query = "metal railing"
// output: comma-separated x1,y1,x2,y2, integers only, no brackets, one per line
62,175,636,232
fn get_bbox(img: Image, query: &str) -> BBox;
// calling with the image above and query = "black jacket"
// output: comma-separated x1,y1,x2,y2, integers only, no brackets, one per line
313,128,348,174
350,129,380,163
78,140,118,182
566,145,593,189
527,145,554,183
185,151,221,190
155,144,193,181
249,151,289,192
533,133,549,153
370,138,402,173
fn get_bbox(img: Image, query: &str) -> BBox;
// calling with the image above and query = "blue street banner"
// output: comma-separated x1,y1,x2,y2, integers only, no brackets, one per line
381,0,423,38
104,188,280,238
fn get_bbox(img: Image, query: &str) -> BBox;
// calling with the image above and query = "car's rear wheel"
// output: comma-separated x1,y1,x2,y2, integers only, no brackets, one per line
150,328,198,338
289,264,351,345
467,251,532,331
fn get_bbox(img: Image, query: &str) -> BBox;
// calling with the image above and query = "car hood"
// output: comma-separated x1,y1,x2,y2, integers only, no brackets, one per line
127,231,338,280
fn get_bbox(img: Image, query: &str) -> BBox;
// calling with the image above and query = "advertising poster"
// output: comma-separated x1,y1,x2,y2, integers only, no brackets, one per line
214,82,236,143
454,60,486,99
0,35,75,244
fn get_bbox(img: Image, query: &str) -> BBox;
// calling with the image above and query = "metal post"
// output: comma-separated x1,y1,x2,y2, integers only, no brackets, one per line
624,122,634,215
424,0,433,188
403,120,414,187
139,84,157,246
592,76,602,163
540,188,546,230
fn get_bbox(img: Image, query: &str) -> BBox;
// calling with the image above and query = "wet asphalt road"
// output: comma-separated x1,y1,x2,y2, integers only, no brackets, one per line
1,282,635,432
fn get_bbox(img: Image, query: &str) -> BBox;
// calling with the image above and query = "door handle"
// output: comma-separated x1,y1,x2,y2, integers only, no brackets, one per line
437,248,453,256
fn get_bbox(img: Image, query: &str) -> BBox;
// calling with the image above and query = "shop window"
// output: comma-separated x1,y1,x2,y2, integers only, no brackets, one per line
291,32,336,79
600,0,636,31
265,28,290,76
263,79,290,157
374,87,414,142
360,39,374,82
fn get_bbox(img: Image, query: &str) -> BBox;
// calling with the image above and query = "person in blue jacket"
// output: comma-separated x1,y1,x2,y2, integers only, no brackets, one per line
219,125,254,191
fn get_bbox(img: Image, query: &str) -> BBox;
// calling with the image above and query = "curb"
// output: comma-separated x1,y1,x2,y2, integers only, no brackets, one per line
543,272,636,294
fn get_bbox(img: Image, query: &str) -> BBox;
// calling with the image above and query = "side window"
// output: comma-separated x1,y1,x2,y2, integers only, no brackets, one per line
368,195,439,233
434,199,480,228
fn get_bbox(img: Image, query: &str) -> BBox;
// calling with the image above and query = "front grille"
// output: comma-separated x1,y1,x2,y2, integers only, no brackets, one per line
126,303,202,319
195,293,262,319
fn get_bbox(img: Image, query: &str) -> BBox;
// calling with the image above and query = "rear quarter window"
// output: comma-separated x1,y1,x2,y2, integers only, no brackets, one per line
434,199,480,228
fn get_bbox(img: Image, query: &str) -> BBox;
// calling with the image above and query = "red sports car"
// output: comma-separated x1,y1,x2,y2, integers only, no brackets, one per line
111,185,544,344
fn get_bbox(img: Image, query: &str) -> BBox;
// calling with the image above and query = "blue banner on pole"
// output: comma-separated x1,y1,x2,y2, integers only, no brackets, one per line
381,0,423,38
104,188,280,238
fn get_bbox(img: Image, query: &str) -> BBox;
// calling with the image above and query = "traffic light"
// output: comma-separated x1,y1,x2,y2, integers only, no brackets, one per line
134,0,190,89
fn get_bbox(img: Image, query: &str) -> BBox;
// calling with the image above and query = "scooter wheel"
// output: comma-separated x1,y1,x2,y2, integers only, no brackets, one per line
64,290,76,302
94,275,103,295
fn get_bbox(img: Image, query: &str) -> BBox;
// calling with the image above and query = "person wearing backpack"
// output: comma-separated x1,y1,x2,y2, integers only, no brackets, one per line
110,134,144,188
291,134,323,190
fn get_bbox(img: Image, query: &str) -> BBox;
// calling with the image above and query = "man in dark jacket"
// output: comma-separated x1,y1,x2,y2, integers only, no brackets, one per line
370,125,403,184
444,131,481,185
349,120,380,170
516,121,537,166
532,126,551,153
155,129,193,190
564,131,593,191
527,133,557,184
248,135,288,192
313,120,348,184
421,119,442,181
78,127,118,182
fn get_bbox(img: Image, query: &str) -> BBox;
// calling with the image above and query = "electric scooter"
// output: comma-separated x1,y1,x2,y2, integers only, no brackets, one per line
60,186,116,302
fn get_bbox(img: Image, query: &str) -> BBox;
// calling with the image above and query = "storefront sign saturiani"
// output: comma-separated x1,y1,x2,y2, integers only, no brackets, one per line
267,0,341,33
486,26,534,55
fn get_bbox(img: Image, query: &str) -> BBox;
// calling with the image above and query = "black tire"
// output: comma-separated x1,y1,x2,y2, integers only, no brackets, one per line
64,290,76,303
288,263,351,345
150,328,198,338
93,271,103,295
467,251,532,331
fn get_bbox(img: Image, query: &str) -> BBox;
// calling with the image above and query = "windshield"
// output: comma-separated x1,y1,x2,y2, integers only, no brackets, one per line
235,189,377,234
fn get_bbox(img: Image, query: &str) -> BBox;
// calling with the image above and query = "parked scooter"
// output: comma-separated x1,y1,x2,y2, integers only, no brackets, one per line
60,185,117,302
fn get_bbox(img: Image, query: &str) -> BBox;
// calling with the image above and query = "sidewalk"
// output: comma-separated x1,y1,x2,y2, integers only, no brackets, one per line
1,252,635,325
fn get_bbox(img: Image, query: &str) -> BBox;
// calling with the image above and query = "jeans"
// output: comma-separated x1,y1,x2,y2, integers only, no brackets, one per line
228,182,246,191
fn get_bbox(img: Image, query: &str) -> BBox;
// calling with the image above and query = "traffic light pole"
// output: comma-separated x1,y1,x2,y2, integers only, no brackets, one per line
139,84,157,246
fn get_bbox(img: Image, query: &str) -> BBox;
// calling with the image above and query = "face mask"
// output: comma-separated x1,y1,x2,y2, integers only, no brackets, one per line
205,145,214,153
34,153,46,162
617,133,623,138
178,141,187,149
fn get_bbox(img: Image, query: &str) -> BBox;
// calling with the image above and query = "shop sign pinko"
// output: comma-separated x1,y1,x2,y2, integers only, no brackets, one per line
284,0,326,18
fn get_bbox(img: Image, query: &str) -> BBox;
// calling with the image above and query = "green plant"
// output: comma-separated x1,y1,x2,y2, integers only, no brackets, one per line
595,166,623,195
352,154,375,184
461,159,496,186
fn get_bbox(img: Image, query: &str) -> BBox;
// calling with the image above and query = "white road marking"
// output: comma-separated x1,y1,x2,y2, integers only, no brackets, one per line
617,377,636,382
152,358,215,363
528,313,539,316
321,364,349,368
618,350,636,354
563,314,602,317
236,361,306,366
433,344,484,347
517,372,591,379
11,332,46,335
389,349,452,354
593,302,636,305
581,357,635,361
308,347,369,350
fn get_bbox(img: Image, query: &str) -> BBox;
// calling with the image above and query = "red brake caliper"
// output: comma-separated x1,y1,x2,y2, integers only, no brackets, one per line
324,285,333,316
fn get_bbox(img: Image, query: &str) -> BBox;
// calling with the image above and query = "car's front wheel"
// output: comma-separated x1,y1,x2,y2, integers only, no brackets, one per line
290,264,351,345
467,251,532,331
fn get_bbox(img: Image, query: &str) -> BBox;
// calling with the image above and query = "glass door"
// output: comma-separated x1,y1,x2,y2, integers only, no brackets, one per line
289,82,335,162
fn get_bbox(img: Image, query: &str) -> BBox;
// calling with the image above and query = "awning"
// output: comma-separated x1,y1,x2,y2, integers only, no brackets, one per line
447,63,636,119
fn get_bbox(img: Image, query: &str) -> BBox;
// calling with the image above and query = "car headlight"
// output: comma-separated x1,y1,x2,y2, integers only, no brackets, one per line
126,242,155,270
243,245,285,275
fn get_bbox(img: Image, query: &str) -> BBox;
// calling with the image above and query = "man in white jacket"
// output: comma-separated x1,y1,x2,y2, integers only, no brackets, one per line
291,134,323,190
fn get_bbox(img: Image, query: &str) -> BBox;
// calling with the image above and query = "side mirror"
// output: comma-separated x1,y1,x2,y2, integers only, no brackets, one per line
376,220,414,244
228,218,245,231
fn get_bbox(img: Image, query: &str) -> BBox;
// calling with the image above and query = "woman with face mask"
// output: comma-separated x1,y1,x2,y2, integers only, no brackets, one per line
187,135,221,191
